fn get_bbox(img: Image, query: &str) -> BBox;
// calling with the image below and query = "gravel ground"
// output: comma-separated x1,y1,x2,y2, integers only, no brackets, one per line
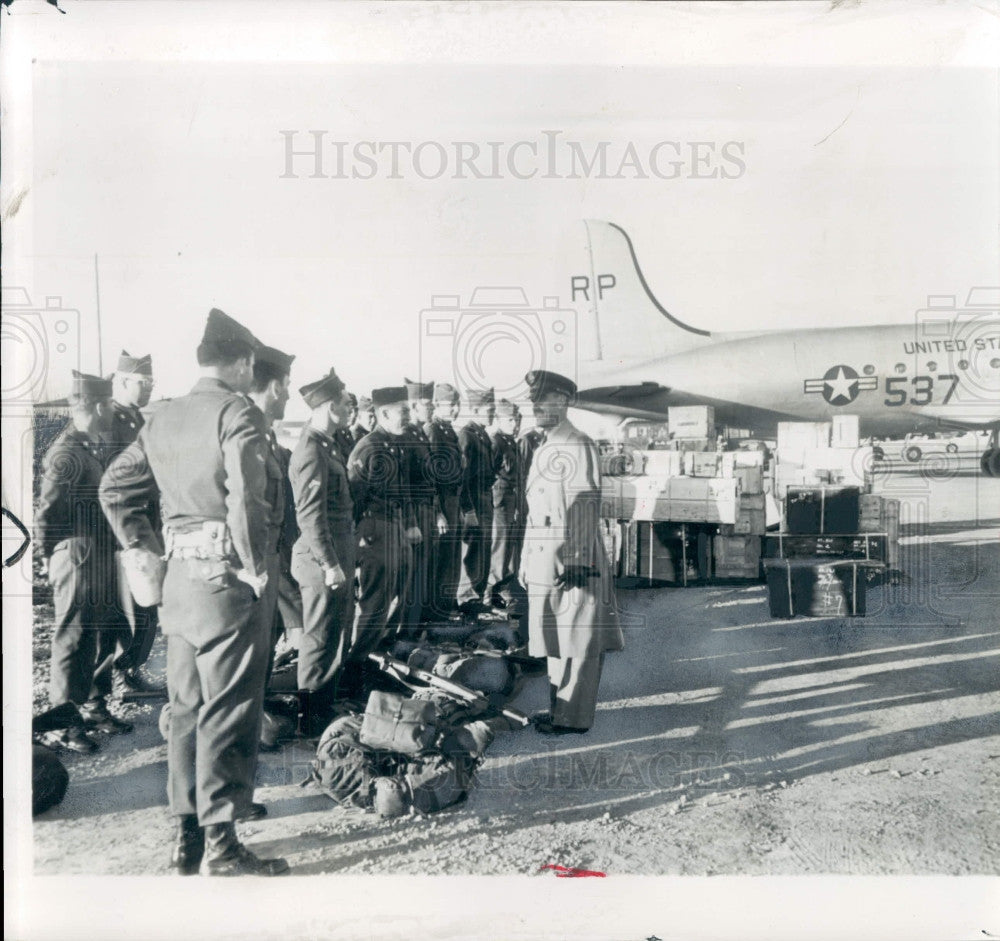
31,527,1000,878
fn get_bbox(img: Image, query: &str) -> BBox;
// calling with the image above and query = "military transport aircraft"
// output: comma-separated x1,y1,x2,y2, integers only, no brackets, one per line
570,220,1000,476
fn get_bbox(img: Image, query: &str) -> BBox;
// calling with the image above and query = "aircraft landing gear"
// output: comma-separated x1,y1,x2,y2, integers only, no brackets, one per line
982,428,1000,477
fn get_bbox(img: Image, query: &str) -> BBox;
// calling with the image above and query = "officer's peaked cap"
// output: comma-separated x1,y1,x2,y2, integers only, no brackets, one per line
525,370,577,402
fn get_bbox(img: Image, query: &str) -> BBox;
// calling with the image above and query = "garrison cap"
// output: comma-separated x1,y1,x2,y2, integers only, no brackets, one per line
299,368,346,408
69,369,113,399
525,369,577,402
371,386,408,408
495,398,519,419
463,387,495,407
255,344,295,375
432,382,458,403
404,378,434,401
201,307,262,351
358,394,373,411
116,350,153,376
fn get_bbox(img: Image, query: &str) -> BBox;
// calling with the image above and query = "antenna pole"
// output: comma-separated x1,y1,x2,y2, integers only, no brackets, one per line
94,254,103,375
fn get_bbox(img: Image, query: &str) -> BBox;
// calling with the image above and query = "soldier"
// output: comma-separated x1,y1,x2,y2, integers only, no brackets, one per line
521,370,624,735
100,308,288,876
347,387,420,667
397,379,446,633
345,393,368,447
333,392,358,466
425,382,463,618
104,350,163,695
246,345,302,672
456,388,497,616
36,371,132,753
487,399,521,608
353,394,376,439
288,368,355,726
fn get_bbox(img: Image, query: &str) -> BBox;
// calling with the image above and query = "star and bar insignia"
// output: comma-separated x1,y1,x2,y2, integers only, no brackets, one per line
804,364,878,406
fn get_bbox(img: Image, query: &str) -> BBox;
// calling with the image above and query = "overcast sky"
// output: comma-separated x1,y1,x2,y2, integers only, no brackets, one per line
5,3,999,424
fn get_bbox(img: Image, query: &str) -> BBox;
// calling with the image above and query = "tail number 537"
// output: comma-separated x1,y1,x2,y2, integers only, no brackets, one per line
884,374,959,407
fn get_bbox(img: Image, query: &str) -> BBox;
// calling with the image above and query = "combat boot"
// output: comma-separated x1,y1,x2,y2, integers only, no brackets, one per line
169,814,204,876
200,822,289,876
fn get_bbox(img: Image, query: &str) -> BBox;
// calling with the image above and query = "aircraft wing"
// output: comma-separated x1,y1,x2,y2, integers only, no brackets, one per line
575,382,676,421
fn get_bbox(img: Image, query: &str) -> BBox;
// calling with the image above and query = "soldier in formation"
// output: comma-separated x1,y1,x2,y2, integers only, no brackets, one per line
105,350,163,695
288,368,355,726
37,371,133,753
101,309,288,876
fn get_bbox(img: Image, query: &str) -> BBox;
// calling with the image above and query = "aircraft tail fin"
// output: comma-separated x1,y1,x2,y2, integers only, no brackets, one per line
580,220,712,363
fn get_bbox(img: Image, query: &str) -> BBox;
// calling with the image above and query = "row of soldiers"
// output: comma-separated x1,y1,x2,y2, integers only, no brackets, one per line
36,307,623,876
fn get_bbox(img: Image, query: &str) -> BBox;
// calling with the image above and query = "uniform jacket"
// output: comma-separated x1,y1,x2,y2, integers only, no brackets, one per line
489,428,519,507
458,422,495,515
333,427,356,466
522,418,623,659
267,431,298,570
105,400,144,460
424,418,462,503
347,426,415,529
99,377,272,579
36,427,118,560
288,427,353,570
402,423,437,508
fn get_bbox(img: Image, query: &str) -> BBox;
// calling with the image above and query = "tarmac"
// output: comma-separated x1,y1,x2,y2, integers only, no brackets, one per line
31,462,1000,877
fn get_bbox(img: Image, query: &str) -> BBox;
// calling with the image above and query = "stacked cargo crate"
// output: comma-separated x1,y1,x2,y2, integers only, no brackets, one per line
602,405,773,583
774,416,874,498
762,486,901,618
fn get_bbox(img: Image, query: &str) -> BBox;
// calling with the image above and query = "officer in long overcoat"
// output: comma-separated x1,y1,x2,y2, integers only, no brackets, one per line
521,370,624,734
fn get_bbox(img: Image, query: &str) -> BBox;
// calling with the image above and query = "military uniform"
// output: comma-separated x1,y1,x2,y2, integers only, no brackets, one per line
347,403,414,662
105,397,161,679
101,373,275,825
348,422,369,446
266,430,303,664
333,426,357,466
487,422,520,604
38,414,127,714
424,410,463,617
289,426,355,701
522,372,624,732
393,418,438,632
457,415,496,608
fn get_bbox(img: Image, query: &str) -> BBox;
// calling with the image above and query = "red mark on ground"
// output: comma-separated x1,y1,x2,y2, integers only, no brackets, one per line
539,864,607,878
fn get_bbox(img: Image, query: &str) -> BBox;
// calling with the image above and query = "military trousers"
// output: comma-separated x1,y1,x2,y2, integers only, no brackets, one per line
349,513,407,663
397,501,435,635
48,538,125,708
292,530,356,702
431,493,461,617
487,493,519,602
458,494,494,606
161,553,273,825
113,551,159,673
547,651,606,731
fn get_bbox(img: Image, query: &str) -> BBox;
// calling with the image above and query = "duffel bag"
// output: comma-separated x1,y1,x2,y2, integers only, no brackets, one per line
307,713,386,809
32,744,69,816
359,691,441,755
404,753,473,814
433,652,514,696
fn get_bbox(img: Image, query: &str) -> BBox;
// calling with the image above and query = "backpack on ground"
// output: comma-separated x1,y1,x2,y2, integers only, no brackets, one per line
32,744,69,816
305,712,397,809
